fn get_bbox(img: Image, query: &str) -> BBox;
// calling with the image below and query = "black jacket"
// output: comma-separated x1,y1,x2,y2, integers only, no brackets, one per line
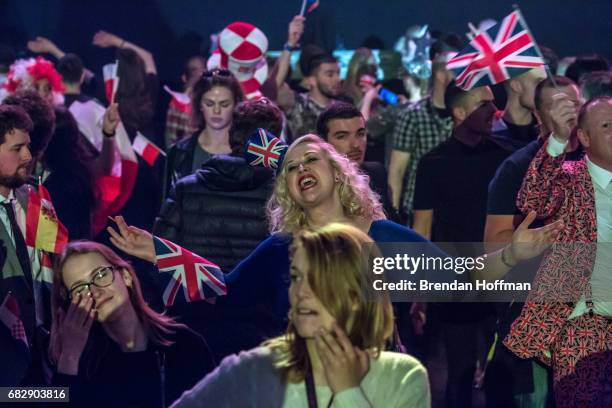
154,155,274,272
53,326,214,408
164,133,200,200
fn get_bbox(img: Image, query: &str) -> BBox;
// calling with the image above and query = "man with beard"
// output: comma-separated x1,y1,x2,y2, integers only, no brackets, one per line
412,81,511,408
316,101,396,220
0,105,52,386
280,53,342,142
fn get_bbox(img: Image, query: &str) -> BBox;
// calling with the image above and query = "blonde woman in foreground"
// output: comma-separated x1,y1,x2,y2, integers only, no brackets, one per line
171,223,430,408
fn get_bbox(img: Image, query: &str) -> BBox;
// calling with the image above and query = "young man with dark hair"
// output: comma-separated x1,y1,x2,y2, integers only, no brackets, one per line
56,53,93,107
316,101,396,220
0,104,53,386
2,89,56,162
412,81,511,408
279,52,342,142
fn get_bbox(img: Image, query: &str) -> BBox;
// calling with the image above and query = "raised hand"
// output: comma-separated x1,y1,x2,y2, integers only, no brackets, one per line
107,216,156,263
57,294,95,375
92,31,122,48
550,92,579,142
315,322,369,394
287,15,305,48
508,211,564,263
27,36,62,56
102,103,120,135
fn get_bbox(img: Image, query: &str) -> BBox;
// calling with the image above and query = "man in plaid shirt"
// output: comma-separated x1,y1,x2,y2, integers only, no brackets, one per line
388,50,455,224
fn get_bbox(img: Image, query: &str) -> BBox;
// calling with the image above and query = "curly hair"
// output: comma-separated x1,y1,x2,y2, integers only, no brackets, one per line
267,134,385,234
191,69,244,129
2,89,56,159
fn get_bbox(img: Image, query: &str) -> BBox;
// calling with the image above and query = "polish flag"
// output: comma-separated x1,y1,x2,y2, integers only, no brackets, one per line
68,100,138,234
103,61,119,103
132,132,165,166
164,85,191,113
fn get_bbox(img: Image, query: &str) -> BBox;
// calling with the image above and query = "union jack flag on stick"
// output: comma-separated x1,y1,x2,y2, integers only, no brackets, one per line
153,236,227,307
447,8,547,90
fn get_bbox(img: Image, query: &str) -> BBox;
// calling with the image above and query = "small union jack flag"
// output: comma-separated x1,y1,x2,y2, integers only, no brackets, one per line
244,128,288,170
447,10,545,90
153,236,227,307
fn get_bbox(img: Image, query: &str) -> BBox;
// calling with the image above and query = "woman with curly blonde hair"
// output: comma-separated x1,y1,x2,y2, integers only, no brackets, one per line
110,134,564,363
267,134,385,234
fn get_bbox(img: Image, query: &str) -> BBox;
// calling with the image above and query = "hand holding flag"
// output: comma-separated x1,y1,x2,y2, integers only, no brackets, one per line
107,216,227,308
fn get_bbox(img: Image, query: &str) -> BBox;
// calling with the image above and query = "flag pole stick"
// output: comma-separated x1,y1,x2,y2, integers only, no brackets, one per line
512,4,558,88
299,0,307,16
111,59,120,104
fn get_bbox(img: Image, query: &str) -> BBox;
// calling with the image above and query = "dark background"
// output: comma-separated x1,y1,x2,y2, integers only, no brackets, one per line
1,0,610,87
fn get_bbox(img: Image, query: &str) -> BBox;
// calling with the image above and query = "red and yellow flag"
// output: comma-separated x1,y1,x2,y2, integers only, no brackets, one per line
25,184,68,253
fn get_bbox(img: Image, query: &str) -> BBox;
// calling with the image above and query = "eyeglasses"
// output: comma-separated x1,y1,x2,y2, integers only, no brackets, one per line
203,69,231,78
68,266,115,299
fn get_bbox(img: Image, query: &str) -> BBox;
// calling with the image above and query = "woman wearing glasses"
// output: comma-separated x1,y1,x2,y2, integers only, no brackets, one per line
49,241,215,408
164,69,245,196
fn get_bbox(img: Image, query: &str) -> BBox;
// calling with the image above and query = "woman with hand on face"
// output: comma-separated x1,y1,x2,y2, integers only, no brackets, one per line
164,70,245,197
171,224,431,407
109,134,563,360
49,241,215,408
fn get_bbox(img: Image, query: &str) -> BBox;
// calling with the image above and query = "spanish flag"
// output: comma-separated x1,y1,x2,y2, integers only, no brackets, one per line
25,184,69,253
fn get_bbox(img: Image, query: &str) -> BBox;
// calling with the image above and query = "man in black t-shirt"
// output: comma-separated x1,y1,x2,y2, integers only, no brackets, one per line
483,76,583,407
412,81,511,408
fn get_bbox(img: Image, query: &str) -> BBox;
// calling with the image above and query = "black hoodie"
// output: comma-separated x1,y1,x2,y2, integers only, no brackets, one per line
154,155,274,273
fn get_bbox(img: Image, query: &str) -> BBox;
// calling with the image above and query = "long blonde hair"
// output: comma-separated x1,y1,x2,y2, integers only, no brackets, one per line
266,223,394,382
267,134,385,234
49,241,185,364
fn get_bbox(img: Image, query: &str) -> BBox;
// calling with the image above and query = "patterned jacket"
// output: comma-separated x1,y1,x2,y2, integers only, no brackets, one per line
503,141,603,380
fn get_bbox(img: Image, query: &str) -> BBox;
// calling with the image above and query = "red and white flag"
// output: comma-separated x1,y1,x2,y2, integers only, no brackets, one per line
68,100,138,234
103,61,119,103
164,85,191,113
133,132,165,166
0,293,29,351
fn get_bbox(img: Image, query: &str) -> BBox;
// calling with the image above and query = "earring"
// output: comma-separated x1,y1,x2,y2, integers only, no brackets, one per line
334,175,340,183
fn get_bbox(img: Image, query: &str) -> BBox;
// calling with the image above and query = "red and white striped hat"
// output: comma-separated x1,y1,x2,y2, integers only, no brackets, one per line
207,22,269,100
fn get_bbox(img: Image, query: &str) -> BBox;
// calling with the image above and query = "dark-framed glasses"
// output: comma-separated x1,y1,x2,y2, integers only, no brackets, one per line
68,266,115,299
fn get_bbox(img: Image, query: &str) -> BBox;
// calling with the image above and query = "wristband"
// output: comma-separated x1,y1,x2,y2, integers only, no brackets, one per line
102,129,116,138
283,43,299,52
501,245,517,268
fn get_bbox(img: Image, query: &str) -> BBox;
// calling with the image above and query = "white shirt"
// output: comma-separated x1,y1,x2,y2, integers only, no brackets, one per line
546,136,612,318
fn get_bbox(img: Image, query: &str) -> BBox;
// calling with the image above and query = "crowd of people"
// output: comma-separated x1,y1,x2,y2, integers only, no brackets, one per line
0,10,611,408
